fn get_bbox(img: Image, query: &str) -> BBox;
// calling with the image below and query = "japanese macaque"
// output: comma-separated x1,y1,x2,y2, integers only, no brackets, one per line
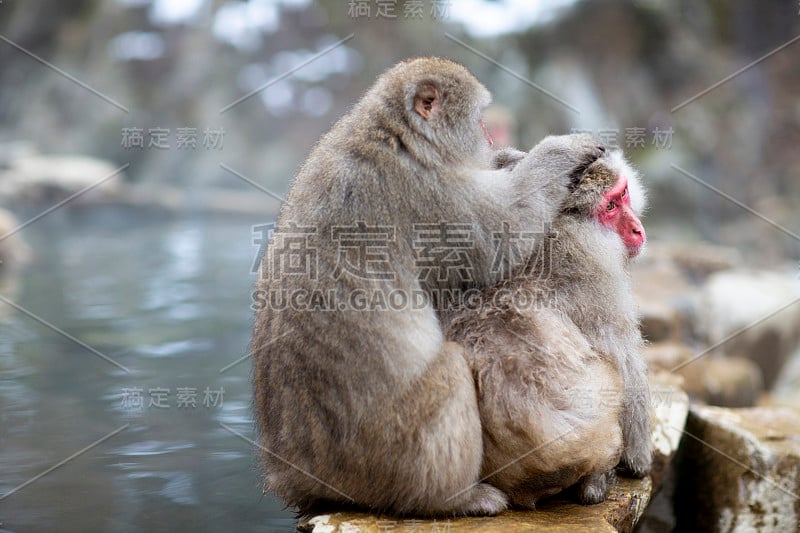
251,57,604,517
444,148,652,507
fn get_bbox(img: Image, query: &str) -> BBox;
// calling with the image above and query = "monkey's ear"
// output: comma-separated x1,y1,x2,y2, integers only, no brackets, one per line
413,83,440,120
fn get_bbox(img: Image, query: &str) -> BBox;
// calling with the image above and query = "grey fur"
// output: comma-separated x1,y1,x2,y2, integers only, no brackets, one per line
251,57,603,517
444,150,653,508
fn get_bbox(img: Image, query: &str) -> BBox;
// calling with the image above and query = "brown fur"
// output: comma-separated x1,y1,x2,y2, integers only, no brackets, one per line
251,57,604,517
444,150,653,508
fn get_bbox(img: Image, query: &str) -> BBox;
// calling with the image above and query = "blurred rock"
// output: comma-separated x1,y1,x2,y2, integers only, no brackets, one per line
0,208,32,273
632,241,747,344
649,372,690,487
758,391,800,410
632,254,694,343
638,300,685,344
767,348,800,410
299,374,689,533
642,242,741,281
664,243,741,281
0,140,37,168
635,465,678,533
643,342,693,371
675,356,763,408
0,145,280,217
675,405,800,532
697,270,800,389
0,153,124,204
645,343,764,407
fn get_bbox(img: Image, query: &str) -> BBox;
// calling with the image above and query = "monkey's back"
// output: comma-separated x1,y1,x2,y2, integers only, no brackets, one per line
250,58,498,515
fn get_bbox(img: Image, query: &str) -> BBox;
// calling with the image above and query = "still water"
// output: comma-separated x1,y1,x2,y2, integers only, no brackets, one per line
0,206,295,532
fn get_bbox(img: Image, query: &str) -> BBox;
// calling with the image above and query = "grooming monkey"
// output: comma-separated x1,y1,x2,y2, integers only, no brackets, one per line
445,149,652,507
251,57,604,516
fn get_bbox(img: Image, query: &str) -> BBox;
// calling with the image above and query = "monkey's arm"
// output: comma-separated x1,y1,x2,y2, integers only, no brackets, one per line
467,134,604,287
617,343,653,477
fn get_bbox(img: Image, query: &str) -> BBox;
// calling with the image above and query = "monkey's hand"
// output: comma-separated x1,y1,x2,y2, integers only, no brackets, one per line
532,133,605,187
508,133,605,220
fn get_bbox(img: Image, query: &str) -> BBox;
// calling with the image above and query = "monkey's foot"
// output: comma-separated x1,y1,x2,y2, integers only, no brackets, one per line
449,483,508,516
507,485,562,510
576,471,613,505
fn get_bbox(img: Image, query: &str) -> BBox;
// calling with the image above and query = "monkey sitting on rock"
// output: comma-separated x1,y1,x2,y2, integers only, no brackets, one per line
445,148,652,508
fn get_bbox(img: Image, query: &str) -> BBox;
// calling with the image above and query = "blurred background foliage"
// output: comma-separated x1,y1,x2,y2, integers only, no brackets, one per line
0,0,798,253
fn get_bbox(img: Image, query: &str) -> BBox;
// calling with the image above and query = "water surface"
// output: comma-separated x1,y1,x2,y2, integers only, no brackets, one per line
0,206,294,532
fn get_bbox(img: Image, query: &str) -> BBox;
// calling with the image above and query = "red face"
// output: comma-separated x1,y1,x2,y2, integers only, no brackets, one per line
596,175,645,258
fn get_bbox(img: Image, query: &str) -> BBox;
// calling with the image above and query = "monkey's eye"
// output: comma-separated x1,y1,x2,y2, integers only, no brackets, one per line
606,201,616,212
621,187,628,198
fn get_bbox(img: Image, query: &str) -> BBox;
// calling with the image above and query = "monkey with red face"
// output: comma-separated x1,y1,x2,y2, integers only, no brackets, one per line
445,148,652,507
252,57,605,517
